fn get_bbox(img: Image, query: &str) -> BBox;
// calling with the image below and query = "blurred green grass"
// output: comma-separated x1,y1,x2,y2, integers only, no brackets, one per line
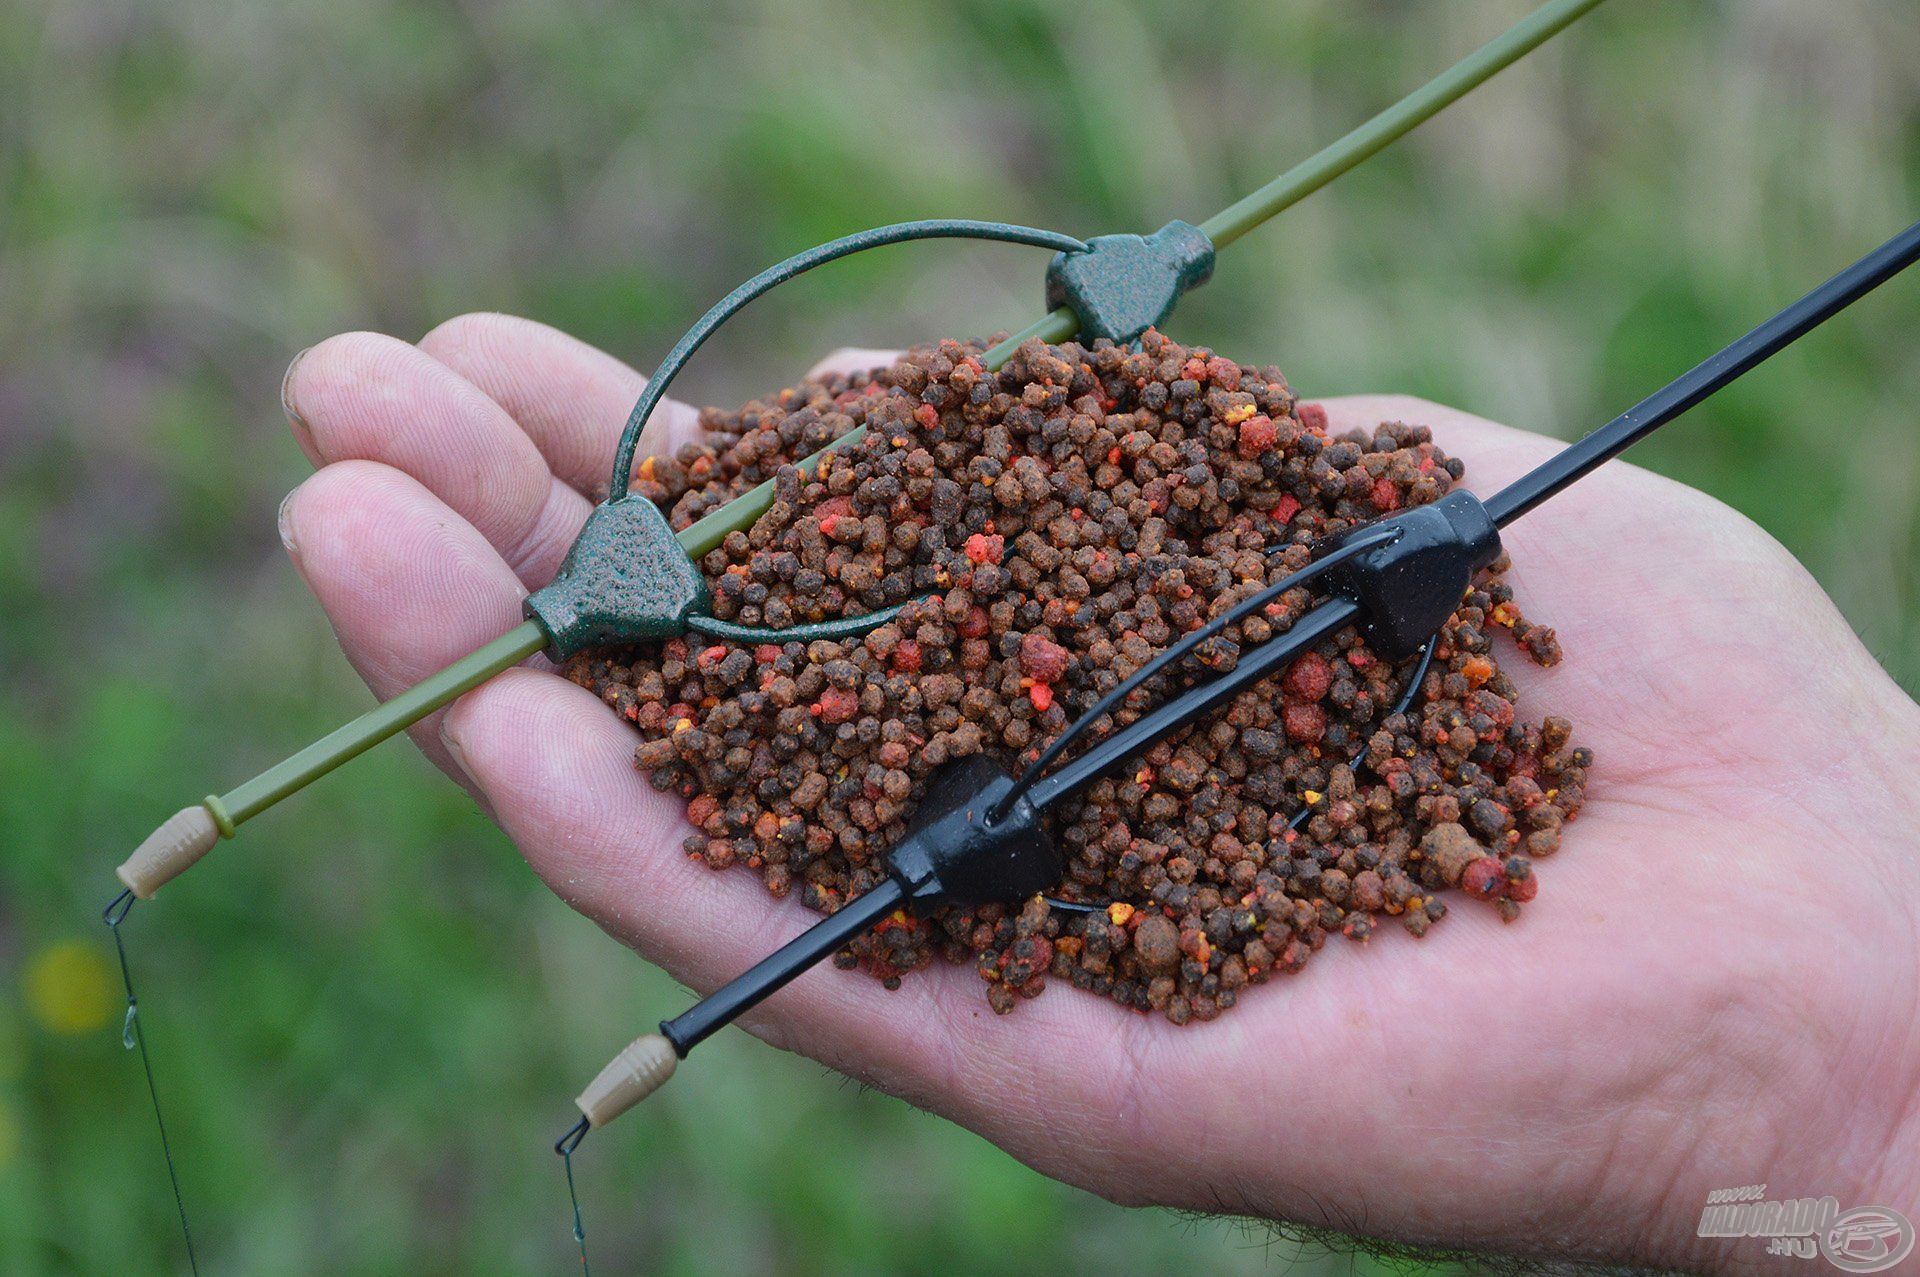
2,0,1917,1271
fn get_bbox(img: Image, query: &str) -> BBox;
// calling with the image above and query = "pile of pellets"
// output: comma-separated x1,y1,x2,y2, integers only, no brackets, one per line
567,331,1590,1024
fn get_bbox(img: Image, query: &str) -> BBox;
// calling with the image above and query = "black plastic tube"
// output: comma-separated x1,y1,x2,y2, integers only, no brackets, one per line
1485,219,1920,528
660,876,907,1055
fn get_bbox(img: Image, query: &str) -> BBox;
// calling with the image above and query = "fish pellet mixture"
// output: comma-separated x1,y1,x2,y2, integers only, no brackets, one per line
567,331,1590,1024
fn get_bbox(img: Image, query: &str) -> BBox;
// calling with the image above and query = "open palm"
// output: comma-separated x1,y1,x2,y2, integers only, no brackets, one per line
280,315,1920,1271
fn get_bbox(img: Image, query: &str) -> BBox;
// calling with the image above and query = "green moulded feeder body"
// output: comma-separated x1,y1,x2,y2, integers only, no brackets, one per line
1042,220,1215,346
526,495,712,660
529,488,916,654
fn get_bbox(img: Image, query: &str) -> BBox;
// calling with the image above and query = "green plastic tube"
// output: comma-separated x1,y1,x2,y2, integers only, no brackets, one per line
217,619,550,825
1201,0,1608,250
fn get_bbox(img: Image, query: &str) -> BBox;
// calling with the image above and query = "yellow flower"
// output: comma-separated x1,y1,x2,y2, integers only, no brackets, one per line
22,940,117,1036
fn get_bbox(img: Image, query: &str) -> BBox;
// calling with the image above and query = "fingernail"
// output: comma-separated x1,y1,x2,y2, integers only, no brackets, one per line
276,488,299,557
282,345,314,450
440,720,479,789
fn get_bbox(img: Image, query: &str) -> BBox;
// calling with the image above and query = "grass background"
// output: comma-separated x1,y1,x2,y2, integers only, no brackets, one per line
2,0,1917,1271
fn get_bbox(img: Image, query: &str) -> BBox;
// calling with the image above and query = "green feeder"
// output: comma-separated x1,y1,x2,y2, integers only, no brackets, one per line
114,0,1610,900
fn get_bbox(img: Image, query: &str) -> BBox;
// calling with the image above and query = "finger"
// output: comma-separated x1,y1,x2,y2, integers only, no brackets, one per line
438,668,1163,1164
805,346,901,381
283,331,589,585
418,312,704,497
279,458,531,781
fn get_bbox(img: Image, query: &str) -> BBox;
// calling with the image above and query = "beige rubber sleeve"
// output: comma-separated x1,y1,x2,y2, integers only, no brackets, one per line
116,805,222,899
576,1033,678,1127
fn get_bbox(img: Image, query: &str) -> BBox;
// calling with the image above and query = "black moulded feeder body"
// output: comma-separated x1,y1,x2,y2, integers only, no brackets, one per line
564,506,1503,1131
1319,490,1504,662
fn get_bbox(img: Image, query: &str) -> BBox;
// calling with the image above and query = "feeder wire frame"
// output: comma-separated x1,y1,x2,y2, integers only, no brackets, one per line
993,522,1404,821
606,220,1087,503
1042,631,1438,917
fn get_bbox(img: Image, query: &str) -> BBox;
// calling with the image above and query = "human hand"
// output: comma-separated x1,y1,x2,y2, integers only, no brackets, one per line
278,315,1920,1271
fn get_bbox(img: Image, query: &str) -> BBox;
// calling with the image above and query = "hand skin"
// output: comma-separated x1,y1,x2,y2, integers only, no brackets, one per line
278,315,1920,1272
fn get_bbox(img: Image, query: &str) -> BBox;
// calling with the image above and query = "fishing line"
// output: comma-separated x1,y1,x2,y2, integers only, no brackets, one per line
556,1118,591,1274
103,889,200,1276
1296,635,1439,832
